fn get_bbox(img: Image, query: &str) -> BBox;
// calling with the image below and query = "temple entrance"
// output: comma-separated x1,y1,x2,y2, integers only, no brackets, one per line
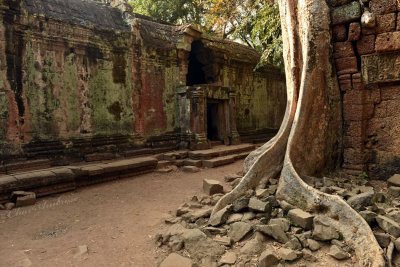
207,101,220,141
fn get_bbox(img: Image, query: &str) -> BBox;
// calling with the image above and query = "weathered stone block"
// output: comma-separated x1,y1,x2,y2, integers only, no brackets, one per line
203,179,223,195
376,32,400,52
376,215,400,237
343,103,374,121
288,209,314,230
335,57,358,75
332,24,347,42
347,191,374,211
352,73,365,90
370,0,398,14
338,74,352,91
348,22,361,41
333,42,355,58
313,216,339,241
248,197,271,213
228,222,252,242
259,249,278,267
331,2,361,25
388,174,400,186
357,35,376,55
15,192,36,207
362,53,400,84
376,13,397,33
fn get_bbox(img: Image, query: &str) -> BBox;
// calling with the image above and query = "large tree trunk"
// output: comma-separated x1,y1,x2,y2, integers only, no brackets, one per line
211,0,385,265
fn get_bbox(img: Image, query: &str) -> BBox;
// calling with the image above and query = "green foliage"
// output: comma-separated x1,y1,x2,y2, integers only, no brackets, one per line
128,0,283,69
129,0,204,25
358,172,368,180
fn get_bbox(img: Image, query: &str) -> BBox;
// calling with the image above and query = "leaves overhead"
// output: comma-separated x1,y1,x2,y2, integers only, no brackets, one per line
128,0,283,69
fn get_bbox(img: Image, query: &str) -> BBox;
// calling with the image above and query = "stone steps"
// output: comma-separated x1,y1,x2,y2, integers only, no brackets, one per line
188,144,255,160
0,157,158,202
202,155,236,168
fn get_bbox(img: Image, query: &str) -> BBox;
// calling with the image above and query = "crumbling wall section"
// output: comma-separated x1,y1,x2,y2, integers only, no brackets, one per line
330,0,400,179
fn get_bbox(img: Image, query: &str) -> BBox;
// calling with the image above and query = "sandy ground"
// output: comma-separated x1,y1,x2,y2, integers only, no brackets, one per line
0,161,244,267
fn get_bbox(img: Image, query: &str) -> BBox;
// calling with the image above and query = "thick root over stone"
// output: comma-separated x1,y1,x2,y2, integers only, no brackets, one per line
212,0,385,265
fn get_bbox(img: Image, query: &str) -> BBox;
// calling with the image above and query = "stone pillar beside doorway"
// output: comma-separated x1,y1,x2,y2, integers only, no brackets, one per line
228,90,241,145
190,89,210,150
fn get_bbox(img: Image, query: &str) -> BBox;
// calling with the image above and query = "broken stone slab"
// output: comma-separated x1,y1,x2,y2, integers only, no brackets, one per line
209,205,232,226
278,247,300,261
329,245,351,260
224,173,241,183
11,191,36,207
346,191,374,211
160,253,194,267
296,231,312,248
254,224,289,243
395,237,400,252
213,236,232,246
287,209,313,230
269,218,290,232
313,216,339,241
239,237,264,255
228,222,252,242
387,210,400,224
241,211,256,221
258,249,278,267
226,213,243,224
376,215,400,238
219,252,237,265
248,197,271,213
388,174,400,187
181,207,213,223
302,248,317,262
203,179,224,195
181,229,225,260
278,200,294,212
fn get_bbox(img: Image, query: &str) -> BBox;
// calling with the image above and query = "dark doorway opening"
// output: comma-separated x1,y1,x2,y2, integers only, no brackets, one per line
207,101,220,141
186,40,214,86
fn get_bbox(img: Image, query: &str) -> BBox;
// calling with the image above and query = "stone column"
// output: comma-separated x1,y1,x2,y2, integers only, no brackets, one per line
190,88,210,149
229,89,241,145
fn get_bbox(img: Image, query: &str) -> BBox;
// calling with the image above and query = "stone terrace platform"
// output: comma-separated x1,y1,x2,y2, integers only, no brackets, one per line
0,144,256,203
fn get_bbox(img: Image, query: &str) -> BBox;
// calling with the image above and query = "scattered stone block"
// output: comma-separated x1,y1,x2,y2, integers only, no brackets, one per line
232,197,249,212
388,186,400,197
278,247,299,261
11,191,36,207
376,215,400,237
219,252,236,265
259,249,278,267
288,209,314,230
279,200,294,212
267,219,288,232
284,237,302,251
209,205,232,226
255,189,269,198
240,237,264,255
160,253,194,267
228,222,252,242
395,237,400,252
359,210,377,225
307,239,321,251
226,213,243,224
255,224,289,243
374,232,391,248
183,159,202,168
296,231,312,248
224,173,241,182
388,174,400,187
248,197,271,213
347,191,374,211
73,245,88,258
203,179,223,195
182,166,200,173
313,216,339,241
329,245,351,260
302,248,317,262
241,211,256,221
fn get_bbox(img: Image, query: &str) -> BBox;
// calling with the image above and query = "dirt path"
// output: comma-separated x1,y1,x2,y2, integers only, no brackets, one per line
0,160,244,267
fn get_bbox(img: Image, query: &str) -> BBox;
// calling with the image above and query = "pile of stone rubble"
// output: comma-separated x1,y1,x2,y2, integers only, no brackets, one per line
157,173,400,266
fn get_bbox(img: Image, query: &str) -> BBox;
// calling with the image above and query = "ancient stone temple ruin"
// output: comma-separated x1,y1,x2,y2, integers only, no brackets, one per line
0,0,286,168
